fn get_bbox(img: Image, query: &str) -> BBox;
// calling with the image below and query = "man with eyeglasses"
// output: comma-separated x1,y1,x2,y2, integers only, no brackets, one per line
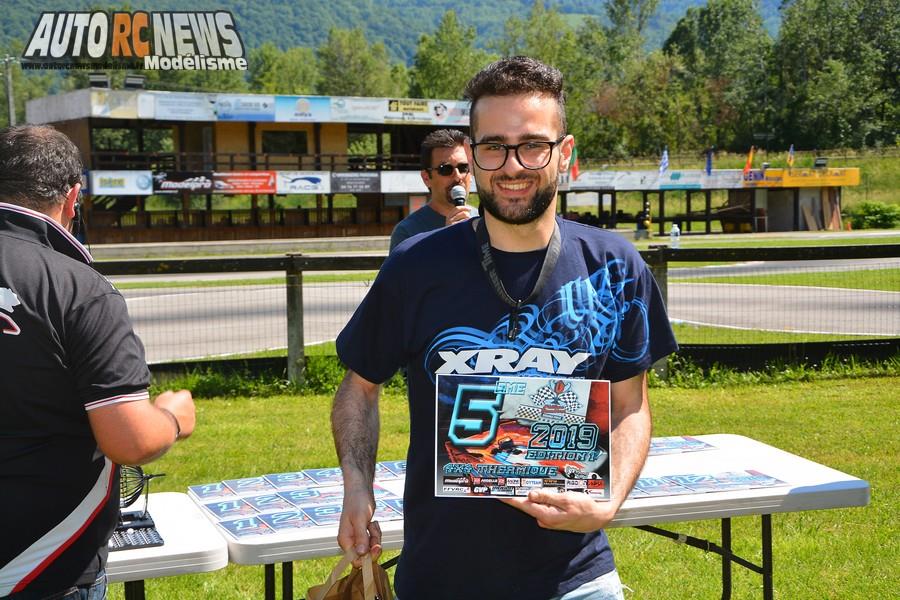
388,128,475,252
332,57,677,599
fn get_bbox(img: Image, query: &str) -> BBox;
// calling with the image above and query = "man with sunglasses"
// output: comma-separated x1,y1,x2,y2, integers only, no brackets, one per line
388,128,475,252
333,58,676,599
0,126,195,600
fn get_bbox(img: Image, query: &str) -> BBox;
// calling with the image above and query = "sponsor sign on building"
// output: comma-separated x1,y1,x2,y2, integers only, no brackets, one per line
385,98,431,124
428,100,469,126
274,96,331,122
742,167,860,188
153,171,213,194
330,172,380,194
215,95,275,121
380,171,428,194
149,92,217,121
89,170,153,195
276,172,331,194
329,97,387,123
212,172,276,194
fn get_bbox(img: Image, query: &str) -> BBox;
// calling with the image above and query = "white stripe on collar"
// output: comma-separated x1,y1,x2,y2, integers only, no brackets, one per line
0,202,93,263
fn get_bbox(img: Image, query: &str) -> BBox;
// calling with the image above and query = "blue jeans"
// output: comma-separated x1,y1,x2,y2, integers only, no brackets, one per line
549,569,624,600
41,570,107,600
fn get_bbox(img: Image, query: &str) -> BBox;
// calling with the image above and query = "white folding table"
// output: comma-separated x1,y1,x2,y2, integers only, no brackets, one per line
106,492,229,600
195,434,871,600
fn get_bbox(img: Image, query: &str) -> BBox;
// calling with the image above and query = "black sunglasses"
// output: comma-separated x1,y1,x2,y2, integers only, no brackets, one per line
428,162,470,176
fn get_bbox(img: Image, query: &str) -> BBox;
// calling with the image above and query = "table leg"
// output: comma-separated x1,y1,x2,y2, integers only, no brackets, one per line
124,580,146,600
282,561,293,600
762,515,773,600
721,518,732,600
264,563,275,600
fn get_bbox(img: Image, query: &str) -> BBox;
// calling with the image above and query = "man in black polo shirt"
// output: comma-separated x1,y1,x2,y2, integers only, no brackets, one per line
0,126,196,600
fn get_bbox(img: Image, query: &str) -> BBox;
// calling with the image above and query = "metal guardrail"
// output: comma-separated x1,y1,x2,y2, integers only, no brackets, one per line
94,244,900,382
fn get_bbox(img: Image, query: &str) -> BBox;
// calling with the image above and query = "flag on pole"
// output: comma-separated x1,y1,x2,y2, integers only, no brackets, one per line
705,148,713,176
659,147,669,177
570,146,580,181
742,146,755,177
787,144,795,168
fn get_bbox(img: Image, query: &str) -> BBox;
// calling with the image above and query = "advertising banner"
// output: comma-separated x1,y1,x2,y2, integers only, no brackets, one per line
212,171,277,194
742,167,860,188
385,98,431,124
90,90,139,118
380,171,428,194
89,171,153,196
428,100,470,126
215,94,275,121
330,97,387,123
151,92,217,121
274,96,331,122
152,171,213,194
330,172,380,194
570,170,746,191
659,171,704,190
276,171,331,194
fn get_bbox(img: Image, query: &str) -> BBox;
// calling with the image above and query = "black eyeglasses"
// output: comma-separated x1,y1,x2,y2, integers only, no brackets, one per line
428,163,470,176
470,136,567,171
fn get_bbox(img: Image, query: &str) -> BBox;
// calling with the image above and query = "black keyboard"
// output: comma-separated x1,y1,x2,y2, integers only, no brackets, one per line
108,527,164,551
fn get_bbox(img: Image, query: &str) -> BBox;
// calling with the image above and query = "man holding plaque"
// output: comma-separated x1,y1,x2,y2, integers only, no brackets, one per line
332,57,677,599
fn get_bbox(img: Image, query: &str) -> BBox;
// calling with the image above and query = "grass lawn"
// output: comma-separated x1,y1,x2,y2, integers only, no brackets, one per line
670,322,878,344
108,376,897,599
114,272,379,290
671,268,900,293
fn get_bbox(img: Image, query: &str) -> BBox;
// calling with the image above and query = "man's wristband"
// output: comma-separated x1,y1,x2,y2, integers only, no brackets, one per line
159,407,181,442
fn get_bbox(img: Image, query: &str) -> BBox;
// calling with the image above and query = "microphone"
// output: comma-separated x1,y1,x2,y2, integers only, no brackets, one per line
450,185,468,207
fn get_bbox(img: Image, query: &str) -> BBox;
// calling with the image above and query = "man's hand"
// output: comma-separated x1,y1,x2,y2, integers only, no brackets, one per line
445,205,475,227
337,484,382,567
500,490,618,533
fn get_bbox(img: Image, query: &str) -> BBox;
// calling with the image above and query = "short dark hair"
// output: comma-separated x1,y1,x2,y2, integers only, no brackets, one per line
0,125,83,211
420,129,468,169
463,56,567,137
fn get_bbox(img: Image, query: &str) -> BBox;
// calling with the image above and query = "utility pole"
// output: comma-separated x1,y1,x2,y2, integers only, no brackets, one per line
3,55,16,126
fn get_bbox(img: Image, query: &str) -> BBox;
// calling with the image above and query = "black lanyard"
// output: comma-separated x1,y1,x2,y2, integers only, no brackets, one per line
475,217,562,341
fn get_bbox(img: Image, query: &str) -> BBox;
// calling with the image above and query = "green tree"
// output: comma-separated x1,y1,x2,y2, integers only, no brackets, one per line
409,11,494,100
664,0,773,150
249,43,318,94
1,41,60,128
773,0,893,148
316,28,402,97
604,51,702,155
498,0,578,71
605,0,660,71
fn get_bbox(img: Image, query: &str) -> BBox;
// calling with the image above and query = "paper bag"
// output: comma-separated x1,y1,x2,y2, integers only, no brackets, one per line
306,551,392,600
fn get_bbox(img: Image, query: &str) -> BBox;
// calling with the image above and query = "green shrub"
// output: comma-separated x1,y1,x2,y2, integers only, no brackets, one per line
848,201,900,229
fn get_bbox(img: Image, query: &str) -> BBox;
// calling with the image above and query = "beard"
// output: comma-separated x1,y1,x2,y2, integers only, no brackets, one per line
477,175,557,225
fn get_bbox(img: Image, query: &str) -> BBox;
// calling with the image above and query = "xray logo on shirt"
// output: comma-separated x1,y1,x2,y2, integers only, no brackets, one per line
425,262,651,381
434,348,590,376
0,287,20,336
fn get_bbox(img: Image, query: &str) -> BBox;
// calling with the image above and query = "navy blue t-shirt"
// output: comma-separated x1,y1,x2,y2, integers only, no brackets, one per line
337,217,677,600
